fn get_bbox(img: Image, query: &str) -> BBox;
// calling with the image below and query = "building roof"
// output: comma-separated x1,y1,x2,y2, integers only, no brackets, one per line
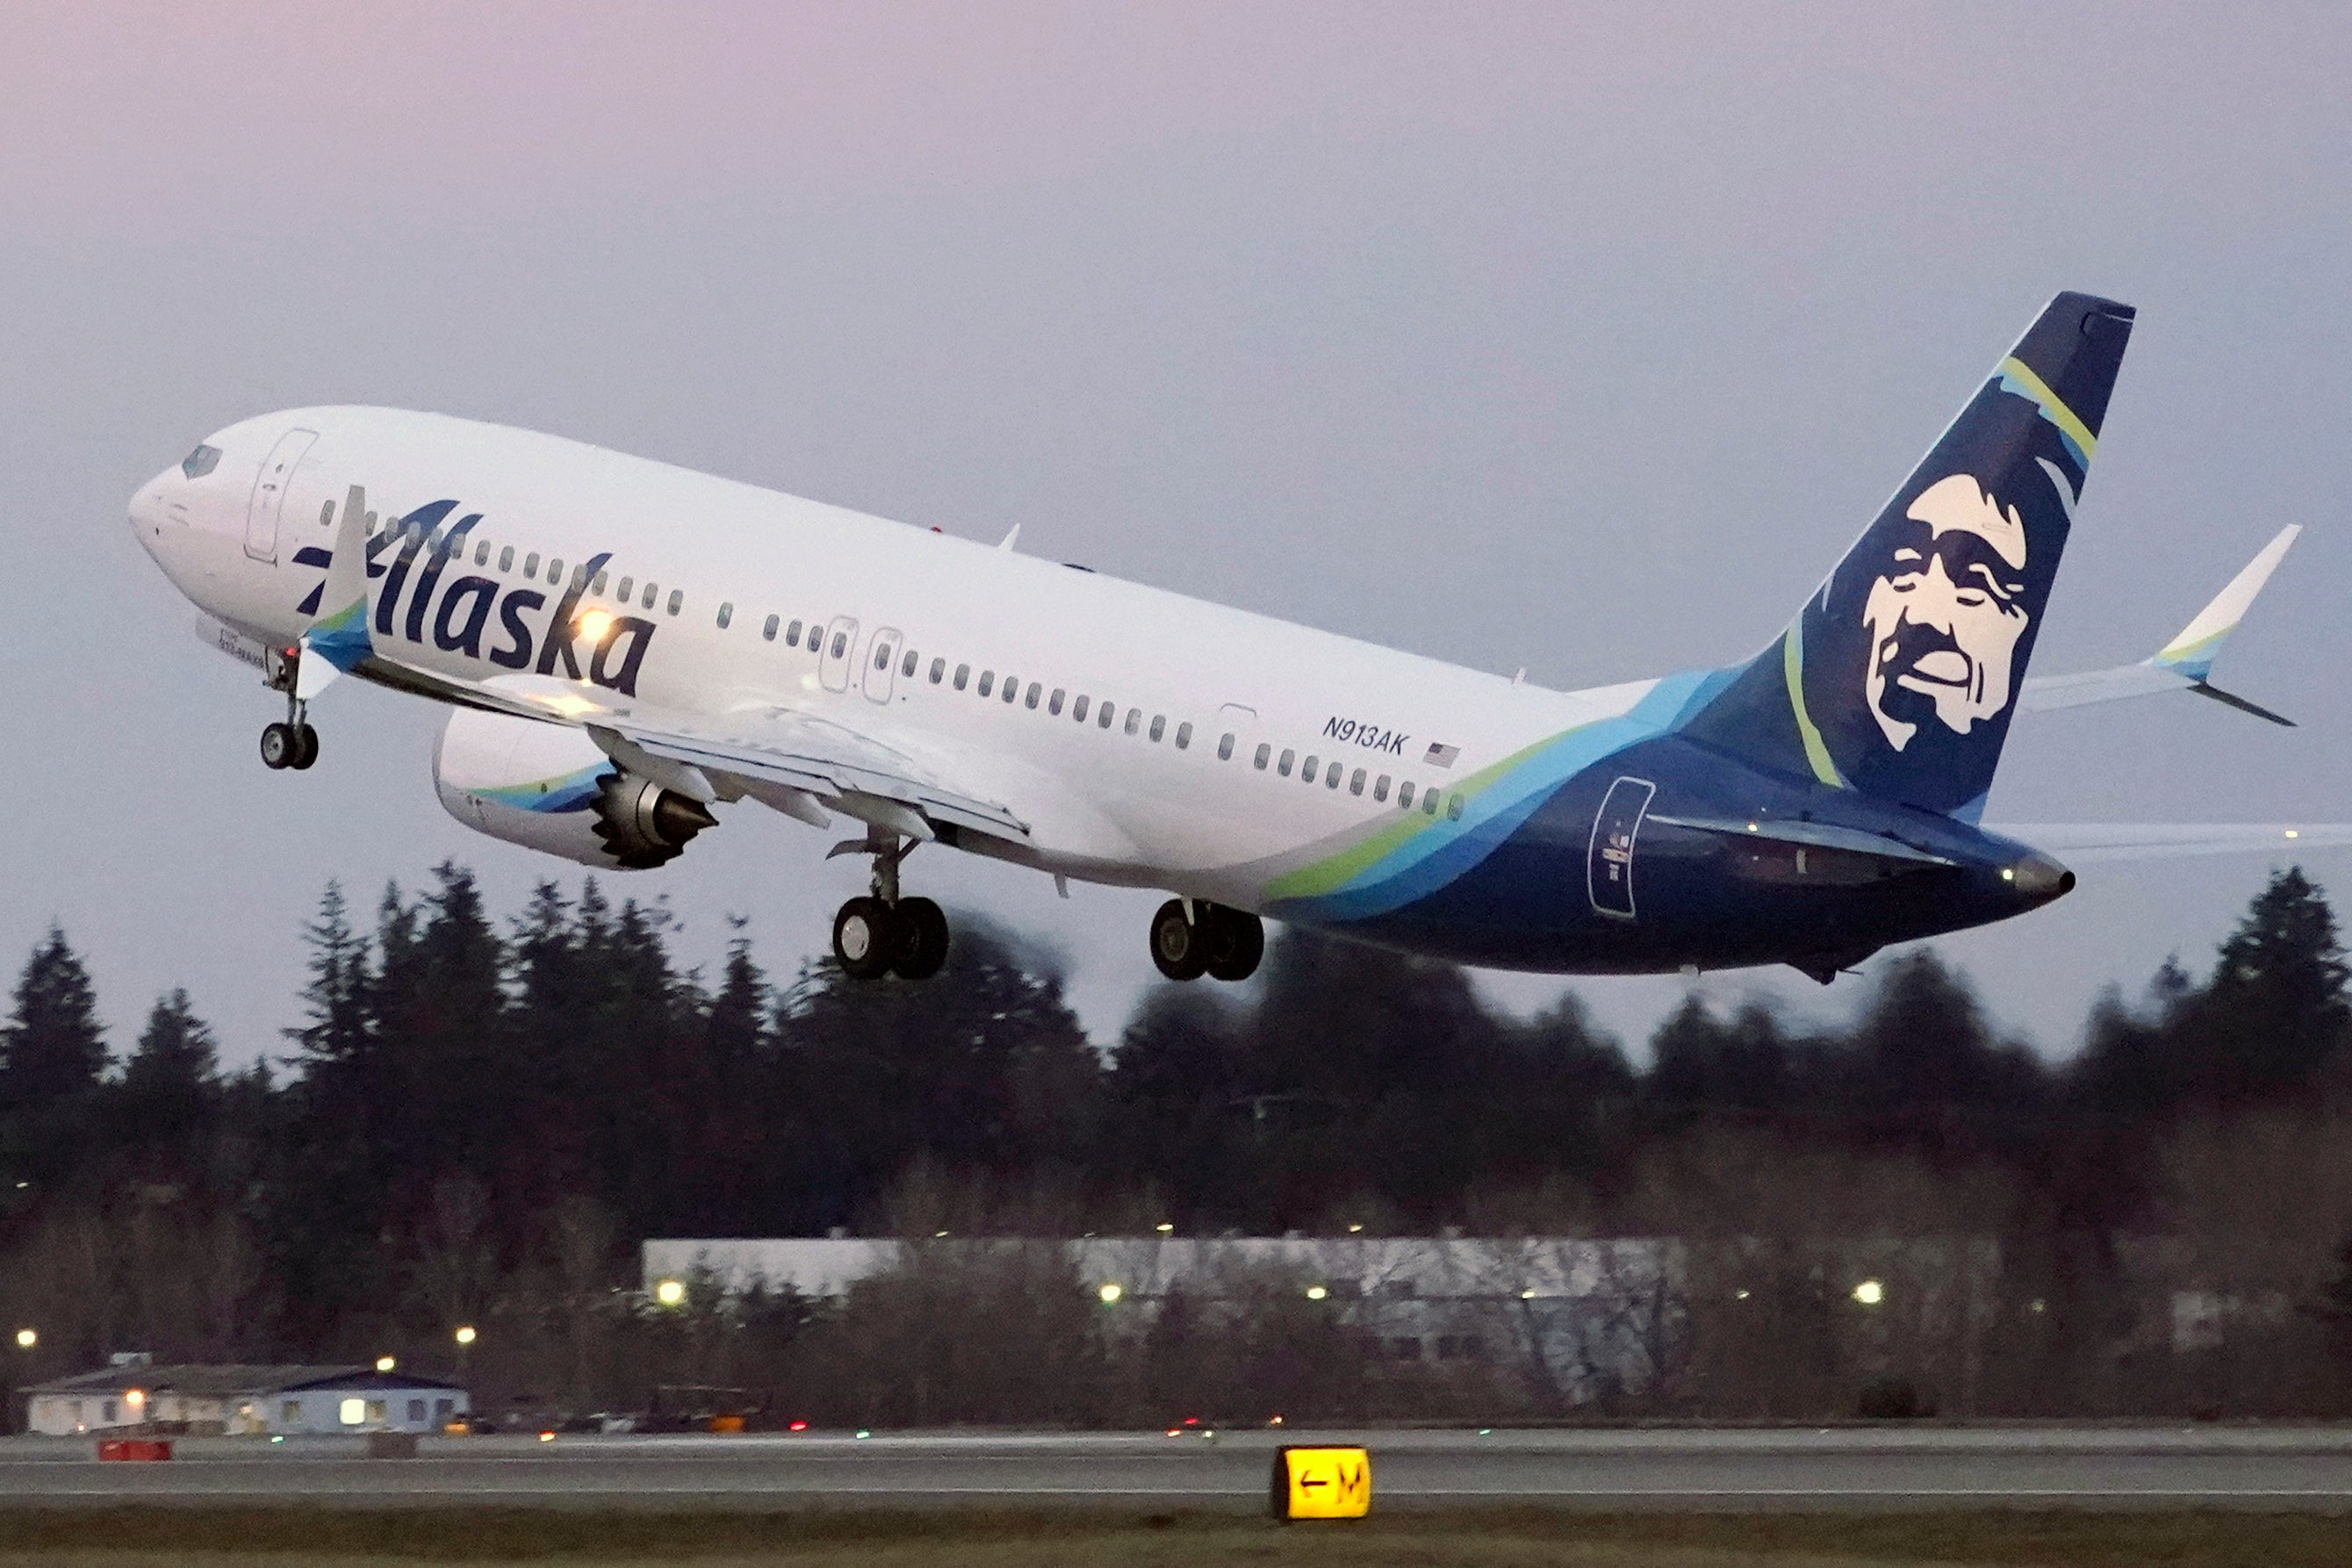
278,1368,464,1393
18,1363,363,1398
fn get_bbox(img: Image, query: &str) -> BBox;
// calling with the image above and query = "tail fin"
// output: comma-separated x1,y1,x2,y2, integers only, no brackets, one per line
1680,291,2135,818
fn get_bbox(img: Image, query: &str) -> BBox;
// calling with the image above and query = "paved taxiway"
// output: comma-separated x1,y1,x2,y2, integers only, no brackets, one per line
7,1427,2352,1511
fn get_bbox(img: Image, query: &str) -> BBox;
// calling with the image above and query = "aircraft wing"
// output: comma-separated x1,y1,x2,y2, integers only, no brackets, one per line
2018,524,2299,724
601,707,1030,841
1986,822,2352,863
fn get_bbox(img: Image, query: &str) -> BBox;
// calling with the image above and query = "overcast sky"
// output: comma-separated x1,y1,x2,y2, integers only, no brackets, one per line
4,2,2348,1066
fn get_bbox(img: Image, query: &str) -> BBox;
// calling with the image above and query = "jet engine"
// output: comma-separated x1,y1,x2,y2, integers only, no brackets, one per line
434,707,716,870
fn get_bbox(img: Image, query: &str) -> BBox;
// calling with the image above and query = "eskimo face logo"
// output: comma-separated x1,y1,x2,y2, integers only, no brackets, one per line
1860,473,2031,752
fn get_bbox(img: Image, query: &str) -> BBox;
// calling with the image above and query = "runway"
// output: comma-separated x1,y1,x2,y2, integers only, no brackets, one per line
8,1427,2352,1511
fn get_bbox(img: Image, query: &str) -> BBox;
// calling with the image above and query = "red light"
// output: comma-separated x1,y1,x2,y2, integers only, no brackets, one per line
788,1421,808,1432
1183,1416,1199,1426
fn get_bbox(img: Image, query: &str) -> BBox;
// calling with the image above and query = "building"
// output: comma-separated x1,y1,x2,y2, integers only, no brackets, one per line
644,1235,1680,1404
20,1362,468,1436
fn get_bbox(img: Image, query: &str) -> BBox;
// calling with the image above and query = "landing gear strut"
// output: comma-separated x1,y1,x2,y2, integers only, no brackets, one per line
1149,899,1264,982
830,831,950,981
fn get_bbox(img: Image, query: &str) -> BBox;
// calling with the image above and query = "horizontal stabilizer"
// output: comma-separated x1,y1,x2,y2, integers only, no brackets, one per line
2018,525,2298,722
1646,813,1956,867
1988,822,2352,863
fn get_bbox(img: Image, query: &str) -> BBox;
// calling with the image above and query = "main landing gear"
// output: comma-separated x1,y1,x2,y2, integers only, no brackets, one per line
1149,899,1264,982
830,831,950,981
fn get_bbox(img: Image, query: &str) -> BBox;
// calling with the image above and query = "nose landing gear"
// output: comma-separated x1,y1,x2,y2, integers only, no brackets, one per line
260,649,320,771
829,831,951,981
1149,899,1264,982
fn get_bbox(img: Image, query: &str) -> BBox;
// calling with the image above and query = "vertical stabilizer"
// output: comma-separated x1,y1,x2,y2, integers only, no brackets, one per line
1680,292,2135,818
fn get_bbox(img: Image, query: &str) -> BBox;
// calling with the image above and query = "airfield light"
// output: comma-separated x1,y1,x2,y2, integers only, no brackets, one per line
1098,1283,1124,1305
1735,1290,1751,1301
789,1420,809,1432
1155,1222,1174,1234
1852,1279,1886,1307
1305,1285,1328,1301
376,1356,396,1373
1520,1288,1537,1300
12,1328,32,1349
1347,1224,1363,1234
855,1429,871,1439
2286,829,2301,839
454,1326,477,1346
538,1430,556,1442
934,1230,950,1239
655,1278,687,1307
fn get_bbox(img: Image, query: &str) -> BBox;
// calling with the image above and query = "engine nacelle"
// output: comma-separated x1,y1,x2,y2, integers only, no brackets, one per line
434,708,716,870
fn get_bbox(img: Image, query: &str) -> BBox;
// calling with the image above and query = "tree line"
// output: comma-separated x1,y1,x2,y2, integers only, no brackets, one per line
5,862,2352,1424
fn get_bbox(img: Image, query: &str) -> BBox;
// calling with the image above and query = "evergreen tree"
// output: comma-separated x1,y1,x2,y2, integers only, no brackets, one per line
0,925,109,1186
2184,867,2350,1100
117,988,221,1148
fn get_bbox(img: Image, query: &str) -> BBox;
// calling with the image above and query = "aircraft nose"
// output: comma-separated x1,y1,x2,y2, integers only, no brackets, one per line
127,466,177,542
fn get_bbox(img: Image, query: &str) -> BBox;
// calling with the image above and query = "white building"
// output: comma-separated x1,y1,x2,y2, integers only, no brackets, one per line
644,1235,1680,1404
20,1363,468,1436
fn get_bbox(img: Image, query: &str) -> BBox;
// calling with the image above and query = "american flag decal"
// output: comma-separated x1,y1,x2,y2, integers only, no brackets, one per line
1424,743,1460,768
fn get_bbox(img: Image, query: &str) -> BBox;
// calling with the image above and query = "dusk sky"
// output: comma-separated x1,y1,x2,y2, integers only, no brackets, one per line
5,3,2349,1065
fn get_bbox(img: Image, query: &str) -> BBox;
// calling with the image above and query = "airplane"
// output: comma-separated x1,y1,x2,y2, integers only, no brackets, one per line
128,291,2341,987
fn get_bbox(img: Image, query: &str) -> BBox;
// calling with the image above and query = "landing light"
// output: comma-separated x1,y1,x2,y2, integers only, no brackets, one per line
655,1278,686,1307
1098,1283,1124,1305
11,1329,32,1349
1852,1279,1886,1306
1305,1285,1328,1301
454,1326,476,1346
2001,868,2016,881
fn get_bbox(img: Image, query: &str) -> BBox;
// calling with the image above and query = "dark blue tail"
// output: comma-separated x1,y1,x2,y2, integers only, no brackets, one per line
1679,291,2135,819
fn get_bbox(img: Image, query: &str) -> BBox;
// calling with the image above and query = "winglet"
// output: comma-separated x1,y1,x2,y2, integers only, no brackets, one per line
2149,524,2299,681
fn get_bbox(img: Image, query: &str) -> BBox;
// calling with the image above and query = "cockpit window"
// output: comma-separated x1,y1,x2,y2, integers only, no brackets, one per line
180,444,221,479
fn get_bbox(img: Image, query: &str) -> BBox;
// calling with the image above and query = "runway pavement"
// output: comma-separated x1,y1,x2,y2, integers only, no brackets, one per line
7,1427,2352,1511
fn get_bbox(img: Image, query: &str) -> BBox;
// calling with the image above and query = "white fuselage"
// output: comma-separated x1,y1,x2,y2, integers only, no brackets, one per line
132,407,1654,910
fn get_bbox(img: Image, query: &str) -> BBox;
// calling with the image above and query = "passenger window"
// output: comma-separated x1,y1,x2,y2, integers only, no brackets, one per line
1176,722,1192,750
1302,757,1319,783
1125,709,1142,736
523,552,541,578
1349,768,1365,795
642,583,658,610
618,577,635,602
717,602,734,629
786,619,802,646
1253,743,1270,769
1399,781,1414,809
1423,788,1440,816
1025,682,1041,709
474,539,491,567
763,615,780,642
1148,716,1164,742
1099,703,1115,729
1373,775,1390,802
954,664,970,690
832,631,849,658
1048,688,1065,716
1218,733,1234,761
321,500,336,527
930,658,946,684
1073,695,1090,723
1004,676,1021,703
978,672,994,696
592,570,608,594
1447,794,1465,821
548,558,564,582
1277,748,1294,776
1327,765,1343,790
874,643,892,671
666,589,682,616
499,546,514,572
903,650,918,678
